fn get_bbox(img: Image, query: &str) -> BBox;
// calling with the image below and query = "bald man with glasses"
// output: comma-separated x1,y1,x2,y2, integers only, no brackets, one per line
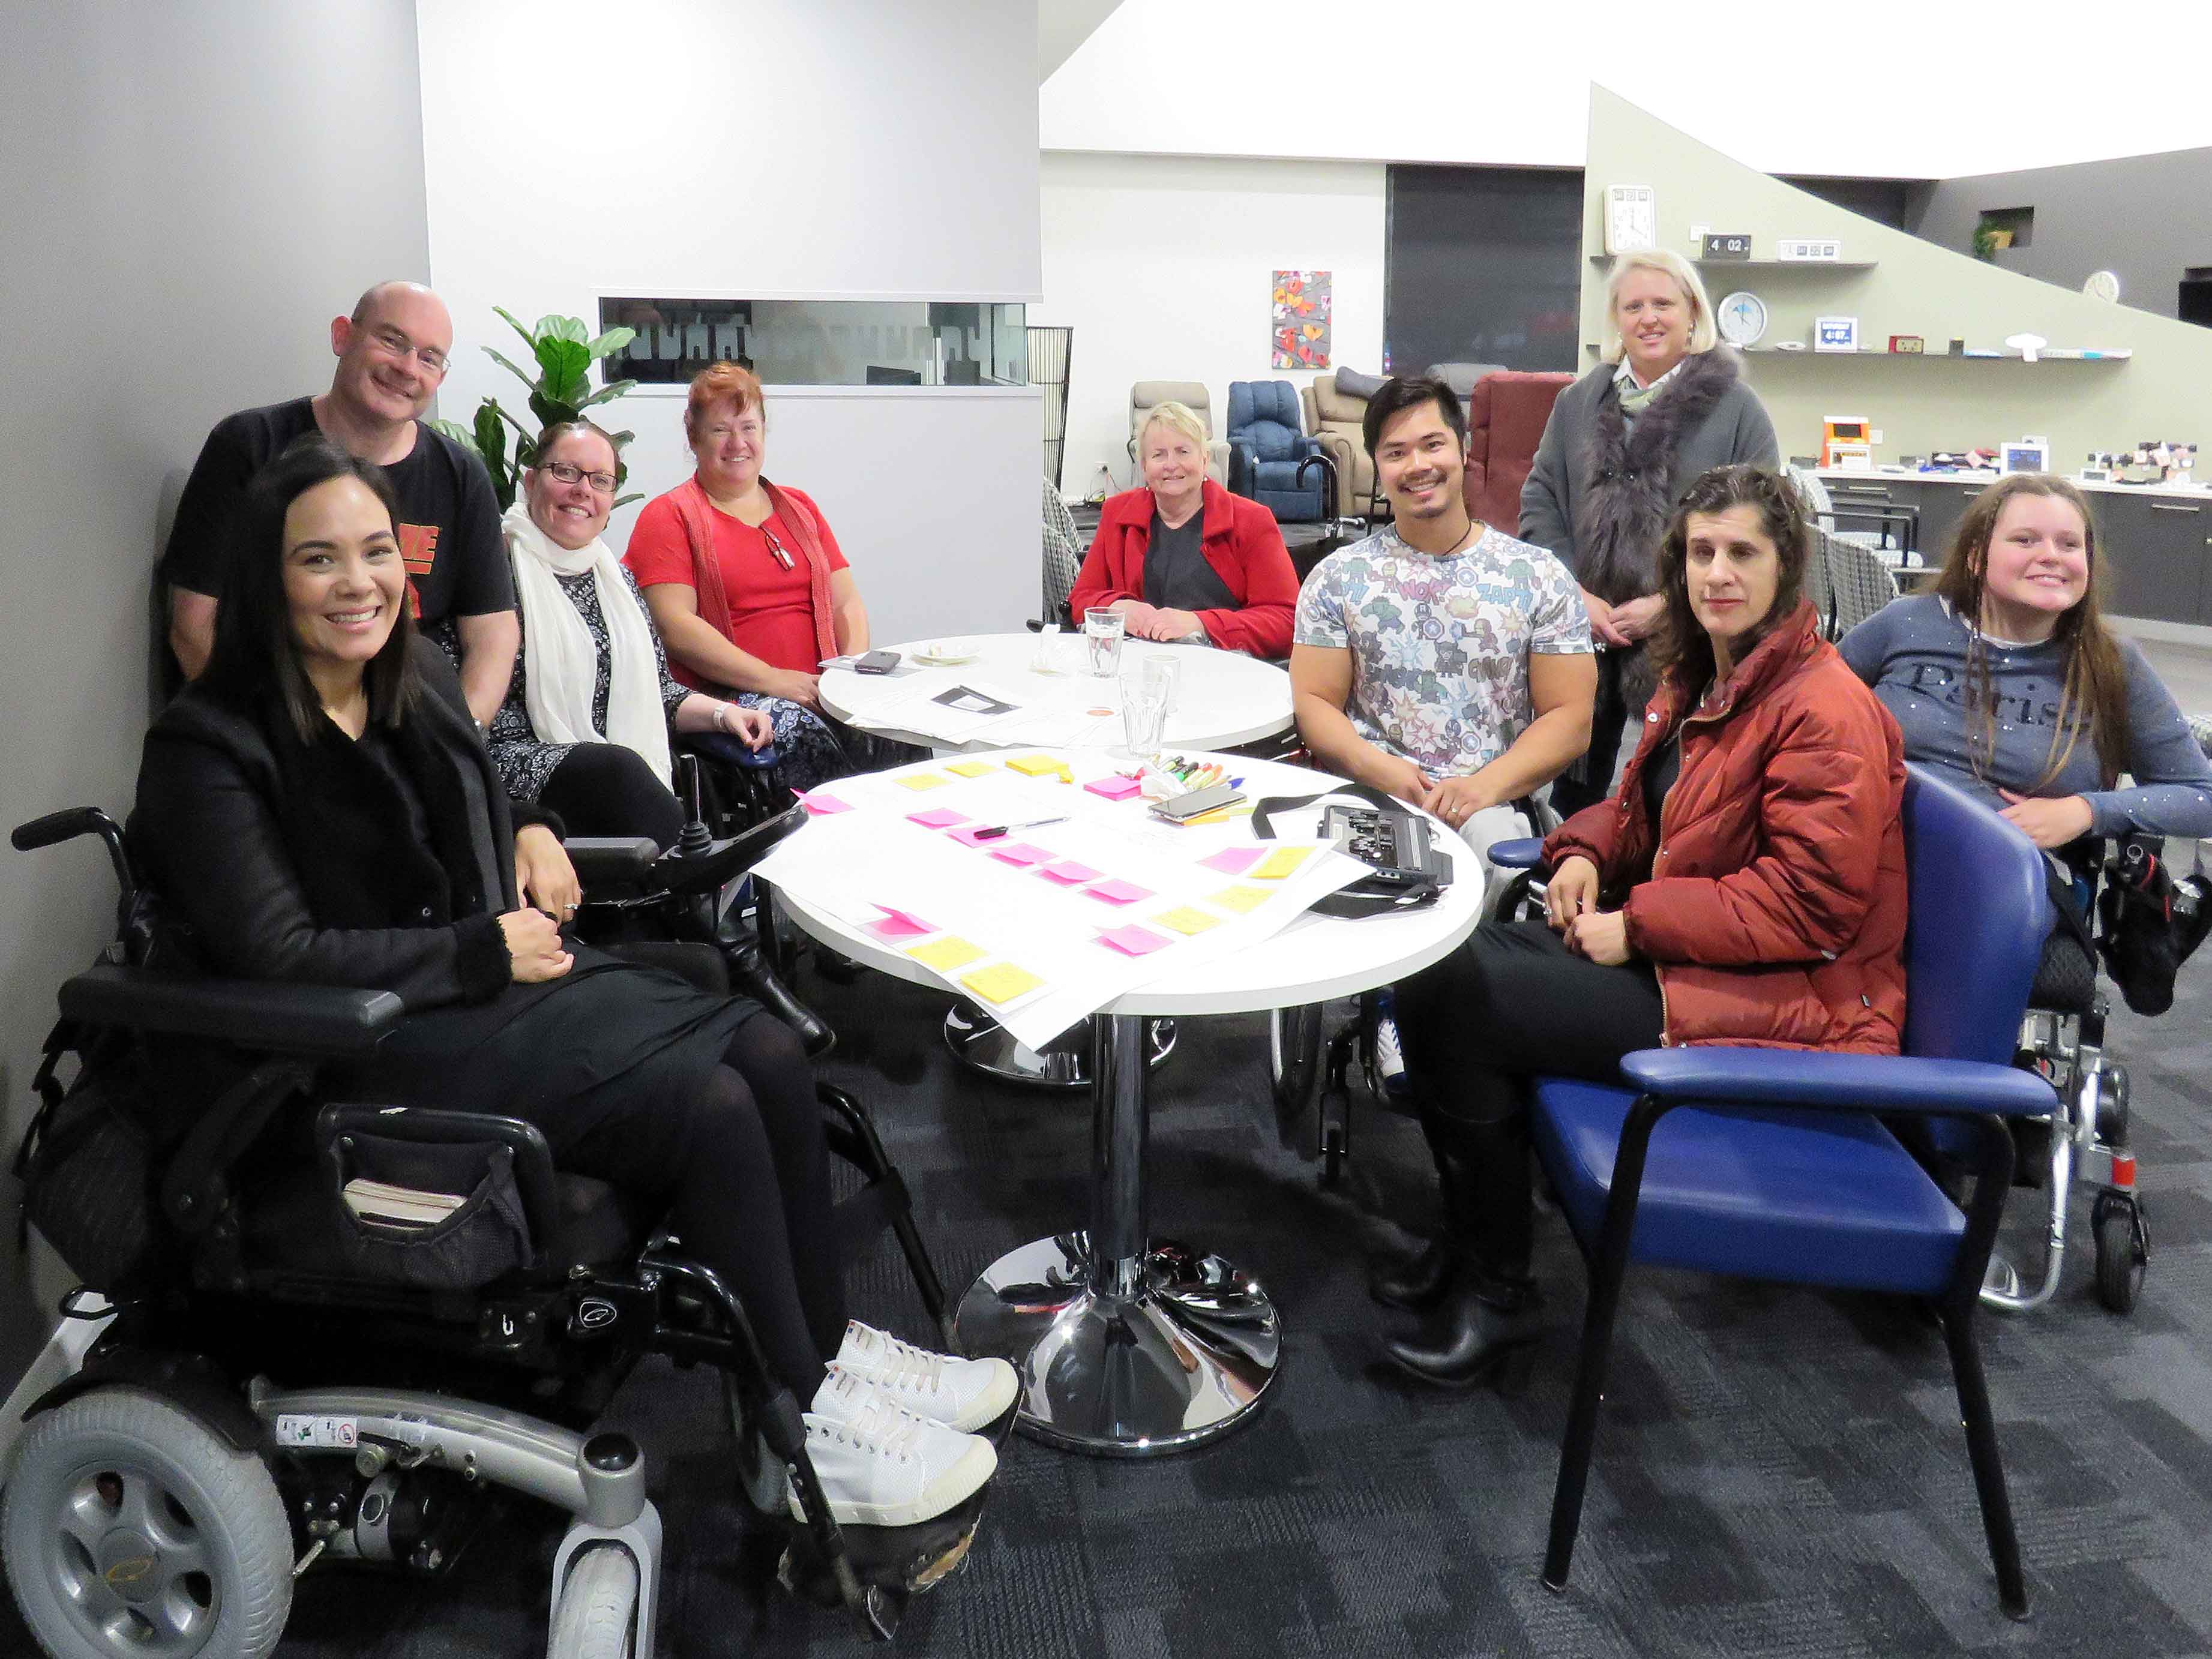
160,281,519,725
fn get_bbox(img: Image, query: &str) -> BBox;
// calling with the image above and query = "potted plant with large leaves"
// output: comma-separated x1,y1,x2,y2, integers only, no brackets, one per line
433,308,642,509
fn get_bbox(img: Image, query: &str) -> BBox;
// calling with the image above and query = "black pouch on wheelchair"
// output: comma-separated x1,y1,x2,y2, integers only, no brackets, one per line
1252,783,1449,917
2096,836,2212,1018
14,1027,163,1292
322,1120,534,1292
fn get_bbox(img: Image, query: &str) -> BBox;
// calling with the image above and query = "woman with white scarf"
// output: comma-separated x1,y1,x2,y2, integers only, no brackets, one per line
488,422,831,1053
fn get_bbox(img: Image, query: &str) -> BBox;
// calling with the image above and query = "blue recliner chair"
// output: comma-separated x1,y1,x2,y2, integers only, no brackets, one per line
1225,380,1326,523
1516,768,2056,1619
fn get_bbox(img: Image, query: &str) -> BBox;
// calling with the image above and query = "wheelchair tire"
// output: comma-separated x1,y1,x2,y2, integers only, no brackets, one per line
1,1385,291,1659
2093,1195,2147,1315
547,1544,638,1659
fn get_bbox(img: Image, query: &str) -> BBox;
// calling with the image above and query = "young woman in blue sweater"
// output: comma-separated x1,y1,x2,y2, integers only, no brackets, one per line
1841,473,2212,848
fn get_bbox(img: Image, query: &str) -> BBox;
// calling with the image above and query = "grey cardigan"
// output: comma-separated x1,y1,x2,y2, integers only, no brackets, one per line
1518,352,1778,598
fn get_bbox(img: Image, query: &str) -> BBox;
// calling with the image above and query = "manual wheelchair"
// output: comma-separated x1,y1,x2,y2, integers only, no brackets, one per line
0,803,984,1658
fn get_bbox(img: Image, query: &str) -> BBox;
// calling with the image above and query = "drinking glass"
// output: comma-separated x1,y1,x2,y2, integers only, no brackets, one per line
1084,607,1126,676
1119,655,1179,760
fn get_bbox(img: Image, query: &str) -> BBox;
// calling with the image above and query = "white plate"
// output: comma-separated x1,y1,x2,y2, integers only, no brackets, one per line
911,640,980,666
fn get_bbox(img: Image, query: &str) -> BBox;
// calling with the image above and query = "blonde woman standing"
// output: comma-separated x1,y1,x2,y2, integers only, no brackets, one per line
1520,248,1778,812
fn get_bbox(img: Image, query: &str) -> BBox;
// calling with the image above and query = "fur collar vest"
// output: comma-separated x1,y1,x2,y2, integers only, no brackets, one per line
1575,347,1744,605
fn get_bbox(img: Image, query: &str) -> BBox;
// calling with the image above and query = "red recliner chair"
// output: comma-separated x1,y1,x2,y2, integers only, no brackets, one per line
1461,370,1573,532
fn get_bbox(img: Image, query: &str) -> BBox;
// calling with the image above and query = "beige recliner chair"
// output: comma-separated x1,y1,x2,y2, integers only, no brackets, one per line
1301,371,1378,518
1127,381,1229,486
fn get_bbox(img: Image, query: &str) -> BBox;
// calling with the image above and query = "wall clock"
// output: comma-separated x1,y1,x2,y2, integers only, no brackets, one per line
2083,270,2121,302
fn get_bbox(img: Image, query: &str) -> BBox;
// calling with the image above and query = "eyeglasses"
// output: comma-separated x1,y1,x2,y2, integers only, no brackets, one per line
542,461,618,493
368,325,449,373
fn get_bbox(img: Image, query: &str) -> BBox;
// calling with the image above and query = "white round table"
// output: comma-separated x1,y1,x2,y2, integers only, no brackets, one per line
771,751,1485,1456
819,633,1292,754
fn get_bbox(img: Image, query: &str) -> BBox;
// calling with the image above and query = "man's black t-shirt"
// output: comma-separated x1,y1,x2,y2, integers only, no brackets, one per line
158,397,512,628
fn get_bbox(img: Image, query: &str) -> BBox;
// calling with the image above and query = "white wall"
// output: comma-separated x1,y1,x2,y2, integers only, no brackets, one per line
1043,1,2212,179
0,0,431,1364
415,0,1044,643
1037,151,1385,498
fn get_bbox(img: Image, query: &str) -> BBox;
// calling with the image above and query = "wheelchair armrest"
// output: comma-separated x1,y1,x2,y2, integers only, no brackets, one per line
681,731,780,773
564,837,660,886
1618,1048,2058,1119
1487,837,1545,870
58,964,402,1057
645,802,806,898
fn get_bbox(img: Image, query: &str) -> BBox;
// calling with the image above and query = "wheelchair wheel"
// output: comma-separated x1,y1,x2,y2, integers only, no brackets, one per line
724,1375,789,1523
547,1544,639,1659
1,1386,292,1659
2093,1193,2147,1315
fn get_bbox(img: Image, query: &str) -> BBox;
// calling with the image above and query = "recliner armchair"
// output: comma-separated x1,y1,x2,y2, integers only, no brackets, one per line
1225,380,1326,522
1126,381,1228,486
1300,371,1377,518
1461,370,1572,531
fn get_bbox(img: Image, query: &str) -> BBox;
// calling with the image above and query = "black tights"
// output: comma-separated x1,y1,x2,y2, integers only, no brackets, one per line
539,741,685,851
655,1015,843,1399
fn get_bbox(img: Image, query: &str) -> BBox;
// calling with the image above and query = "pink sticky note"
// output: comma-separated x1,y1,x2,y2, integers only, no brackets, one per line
1099,924,1172,956
1199,846,1264,874
1039,859,1102,885
1084,773,1143,800
798,792,853,816
947,825,998,848
990,842,1052,866
865,905,937,939
1084,878,1153,905
906,808,969,829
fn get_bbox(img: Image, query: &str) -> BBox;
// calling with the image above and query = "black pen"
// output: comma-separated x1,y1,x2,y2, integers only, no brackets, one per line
973,815,1068,841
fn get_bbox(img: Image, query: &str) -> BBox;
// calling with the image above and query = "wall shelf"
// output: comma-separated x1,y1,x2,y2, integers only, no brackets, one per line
1588,254,1878,271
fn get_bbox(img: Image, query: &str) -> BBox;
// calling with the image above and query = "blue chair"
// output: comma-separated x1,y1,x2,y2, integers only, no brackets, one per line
1527,768,2055,1619
1225,380,1326,522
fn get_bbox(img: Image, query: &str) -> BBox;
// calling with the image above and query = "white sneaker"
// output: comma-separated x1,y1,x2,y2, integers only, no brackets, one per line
1374,1015,1406,1081
794,1368,997,1528
830,1321,1019,1433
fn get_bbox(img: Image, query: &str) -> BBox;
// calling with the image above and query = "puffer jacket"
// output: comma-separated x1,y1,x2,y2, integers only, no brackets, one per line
1542,601,1908,1052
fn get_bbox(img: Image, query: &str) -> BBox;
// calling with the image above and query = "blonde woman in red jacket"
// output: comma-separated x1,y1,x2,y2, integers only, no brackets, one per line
1069,401,1300,658
1381,466,1908,1387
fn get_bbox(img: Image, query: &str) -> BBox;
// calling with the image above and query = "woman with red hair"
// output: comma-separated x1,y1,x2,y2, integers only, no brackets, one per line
627,364,871,788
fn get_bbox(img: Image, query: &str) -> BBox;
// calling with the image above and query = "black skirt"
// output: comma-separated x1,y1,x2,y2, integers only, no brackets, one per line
332,944,762,1167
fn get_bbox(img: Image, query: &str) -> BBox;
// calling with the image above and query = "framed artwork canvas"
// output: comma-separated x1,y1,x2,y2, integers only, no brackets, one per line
1272,271,1331,369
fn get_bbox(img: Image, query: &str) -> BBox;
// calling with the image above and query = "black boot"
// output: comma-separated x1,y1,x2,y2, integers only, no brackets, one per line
1382,1115,1543,1389
718,911,835,1057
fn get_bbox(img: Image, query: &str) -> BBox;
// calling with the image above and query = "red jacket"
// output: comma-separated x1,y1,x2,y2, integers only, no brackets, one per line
1543,602,1908,1052
1069,479,1299,659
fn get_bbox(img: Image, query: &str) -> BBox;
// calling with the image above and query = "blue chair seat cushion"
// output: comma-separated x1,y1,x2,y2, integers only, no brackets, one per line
1529,1078,1965,1295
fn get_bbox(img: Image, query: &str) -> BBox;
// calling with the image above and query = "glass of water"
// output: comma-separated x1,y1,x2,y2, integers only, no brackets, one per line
1119,655,1179,760
1084,607,1126,677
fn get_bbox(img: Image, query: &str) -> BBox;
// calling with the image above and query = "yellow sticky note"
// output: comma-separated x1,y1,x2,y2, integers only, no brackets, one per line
946,760,997,778
1209,885,1271,914
1252,845,1314,880
907,936,986,971
897,773,950,791
1153,906,1221,936
960,962,1045,1005
1008,754,1071,779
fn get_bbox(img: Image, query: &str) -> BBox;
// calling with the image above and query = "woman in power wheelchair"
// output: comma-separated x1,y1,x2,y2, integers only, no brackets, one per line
1841,473,2212,1312
0,437,1013,1656
1382,466,1910,1386
490,418,832,1055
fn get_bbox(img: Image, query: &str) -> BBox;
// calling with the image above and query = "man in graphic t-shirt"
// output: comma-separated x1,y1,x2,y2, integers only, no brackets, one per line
1292,374,1596,873
160,281,517,725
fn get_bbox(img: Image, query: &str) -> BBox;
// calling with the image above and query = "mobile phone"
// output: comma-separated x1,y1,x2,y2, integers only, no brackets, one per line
855,649,901,674
1149,782,1246,823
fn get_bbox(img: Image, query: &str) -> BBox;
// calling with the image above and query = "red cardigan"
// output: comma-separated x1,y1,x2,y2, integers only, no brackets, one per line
1068,479,1299,659
1543,603,1909,1053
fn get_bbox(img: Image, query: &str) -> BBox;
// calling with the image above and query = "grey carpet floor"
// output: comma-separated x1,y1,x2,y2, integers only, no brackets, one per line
7,948,2208,1658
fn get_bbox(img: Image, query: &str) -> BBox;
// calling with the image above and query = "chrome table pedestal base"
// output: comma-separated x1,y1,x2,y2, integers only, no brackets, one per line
943,1007,1177,1090
954,1234,1279,1454
952,1013,1279,1454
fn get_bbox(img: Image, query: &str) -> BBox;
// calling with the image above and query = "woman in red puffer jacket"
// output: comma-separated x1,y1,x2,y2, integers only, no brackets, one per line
1380,464,1907,1388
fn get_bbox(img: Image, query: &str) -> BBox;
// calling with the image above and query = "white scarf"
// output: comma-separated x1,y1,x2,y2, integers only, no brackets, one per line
501,500,674,787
